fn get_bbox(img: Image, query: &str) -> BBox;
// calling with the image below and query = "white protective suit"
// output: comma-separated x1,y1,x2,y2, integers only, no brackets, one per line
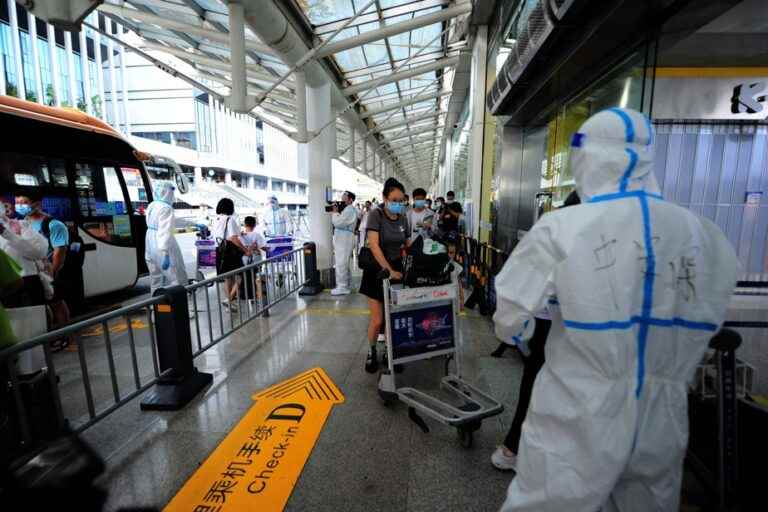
331,203,358,291
145,181,188,293
261,205,293,236
495,108,738,512
0,217,48,277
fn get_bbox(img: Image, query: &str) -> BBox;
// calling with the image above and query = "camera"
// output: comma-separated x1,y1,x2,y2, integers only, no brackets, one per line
325,201,347,213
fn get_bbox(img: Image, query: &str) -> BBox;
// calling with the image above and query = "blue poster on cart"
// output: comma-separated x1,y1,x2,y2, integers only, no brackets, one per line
390,304,454,359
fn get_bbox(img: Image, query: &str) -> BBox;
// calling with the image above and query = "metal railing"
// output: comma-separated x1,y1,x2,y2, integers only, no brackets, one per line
0,244,311,467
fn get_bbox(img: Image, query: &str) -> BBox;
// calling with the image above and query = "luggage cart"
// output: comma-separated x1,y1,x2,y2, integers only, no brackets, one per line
377,275,504,447
194,238,217,282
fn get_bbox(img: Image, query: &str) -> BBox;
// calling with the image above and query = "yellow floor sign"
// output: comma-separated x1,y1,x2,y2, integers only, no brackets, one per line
164,367,344,511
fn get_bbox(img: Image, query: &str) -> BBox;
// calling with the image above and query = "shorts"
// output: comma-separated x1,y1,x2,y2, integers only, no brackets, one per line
359,259,403,303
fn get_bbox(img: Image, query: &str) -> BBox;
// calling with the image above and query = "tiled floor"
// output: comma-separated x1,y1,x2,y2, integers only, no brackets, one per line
82,287,523,511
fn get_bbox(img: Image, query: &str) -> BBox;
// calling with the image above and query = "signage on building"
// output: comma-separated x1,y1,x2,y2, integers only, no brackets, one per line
653,75,768,121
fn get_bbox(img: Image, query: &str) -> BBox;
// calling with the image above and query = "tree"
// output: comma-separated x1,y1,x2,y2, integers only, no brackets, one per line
91,94,102,118
5,83,18,98
45,84,56,106
25,90,37,103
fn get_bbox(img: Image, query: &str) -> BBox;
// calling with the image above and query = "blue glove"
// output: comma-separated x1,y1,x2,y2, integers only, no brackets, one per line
161,253,171,271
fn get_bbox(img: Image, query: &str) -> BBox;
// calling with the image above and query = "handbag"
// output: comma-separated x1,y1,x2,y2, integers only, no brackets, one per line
357,246,379,271
216,217,243,274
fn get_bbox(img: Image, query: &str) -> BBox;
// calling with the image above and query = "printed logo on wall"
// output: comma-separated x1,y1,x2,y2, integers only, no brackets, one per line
731,81,767,116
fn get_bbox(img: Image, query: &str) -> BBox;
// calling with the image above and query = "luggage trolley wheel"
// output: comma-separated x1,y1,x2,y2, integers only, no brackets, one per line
456,419,482,448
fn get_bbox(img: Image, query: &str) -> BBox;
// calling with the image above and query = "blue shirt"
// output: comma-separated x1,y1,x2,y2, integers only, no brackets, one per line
31,218,69,254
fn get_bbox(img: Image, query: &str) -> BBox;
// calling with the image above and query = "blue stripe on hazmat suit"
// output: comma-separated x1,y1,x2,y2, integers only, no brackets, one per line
495,108,738,512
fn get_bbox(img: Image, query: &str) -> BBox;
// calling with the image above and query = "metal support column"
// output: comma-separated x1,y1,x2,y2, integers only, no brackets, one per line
117,24,131,133
46,24,61,106
468,25,488,239
295,70,308,143
8,0,26,99
106,20,120,128
350,127,356,168
79,23,92,114
28,12,43,103
225,1,254,113
300,82,334,273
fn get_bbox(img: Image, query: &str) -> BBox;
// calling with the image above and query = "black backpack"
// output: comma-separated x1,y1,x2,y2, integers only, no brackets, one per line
41,217,85,282
403,236,452,288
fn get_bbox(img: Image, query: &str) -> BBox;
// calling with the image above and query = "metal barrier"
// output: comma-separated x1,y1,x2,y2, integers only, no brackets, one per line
0,242,316,467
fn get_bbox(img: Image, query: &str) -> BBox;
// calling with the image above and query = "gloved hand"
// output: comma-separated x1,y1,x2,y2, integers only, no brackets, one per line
161,253,171,271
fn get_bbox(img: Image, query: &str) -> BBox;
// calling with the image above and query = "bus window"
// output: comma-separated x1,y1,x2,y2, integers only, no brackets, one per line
74,162,132,244
120,166,149,215
0,153,74,221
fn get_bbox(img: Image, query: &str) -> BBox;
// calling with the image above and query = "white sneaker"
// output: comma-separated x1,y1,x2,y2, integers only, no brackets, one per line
331,287,351,296
491,446,518,471
377,333,385,342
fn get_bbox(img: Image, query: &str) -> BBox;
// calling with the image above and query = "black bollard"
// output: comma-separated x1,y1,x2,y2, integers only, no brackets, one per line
141,286,213,411
299,242,322,296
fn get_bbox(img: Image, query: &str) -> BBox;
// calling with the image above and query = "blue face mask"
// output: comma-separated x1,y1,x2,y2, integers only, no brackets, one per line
15,204,32,217
413,199,426,209
386,201,404,215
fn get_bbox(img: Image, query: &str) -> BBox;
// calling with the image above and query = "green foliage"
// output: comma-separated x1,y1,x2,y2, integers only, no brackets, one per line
5,83,18,98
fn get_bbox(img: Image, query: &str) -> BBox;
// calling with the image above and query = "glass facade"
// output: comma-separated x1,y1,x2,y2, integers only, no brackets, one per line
1,22,17,92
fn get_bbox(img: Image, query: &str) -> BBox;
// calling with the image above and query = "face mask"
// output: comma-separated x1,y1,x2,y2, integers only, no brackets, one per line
413,199,426,209
435,202,443,209
386,201,404,215
15,204,32,217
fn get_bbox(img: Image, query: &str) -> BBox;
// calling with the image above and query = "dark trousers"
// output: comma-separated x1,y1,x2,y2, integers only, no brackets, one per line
503,318,551,453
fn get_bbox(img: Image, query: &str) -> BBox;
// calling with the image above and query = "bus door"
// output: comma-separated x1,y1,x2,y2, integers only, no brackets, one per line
72,161,139,296
118,165,150,274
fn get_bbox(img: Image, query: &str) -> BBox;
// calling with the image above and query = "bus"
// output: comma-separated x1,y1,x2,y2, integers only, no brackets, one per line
0,95,159,299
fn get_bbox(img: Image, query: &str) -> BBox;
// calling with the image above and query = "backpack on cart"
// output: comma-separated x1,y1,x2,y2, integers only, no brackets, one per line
403,236,452,288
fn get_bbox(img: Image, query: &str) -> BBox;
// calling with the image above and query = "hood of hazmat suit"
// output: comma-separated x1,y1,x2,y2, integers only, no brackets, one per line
145,181,188,292
495,108,738,512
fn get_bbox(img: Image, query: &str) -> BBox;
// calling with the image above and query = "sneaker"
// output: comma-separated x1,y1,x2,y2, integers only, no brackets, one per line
365,346,379,373
377,333,385,343
491,446,518,471
331,287,351,296
491,344,508,358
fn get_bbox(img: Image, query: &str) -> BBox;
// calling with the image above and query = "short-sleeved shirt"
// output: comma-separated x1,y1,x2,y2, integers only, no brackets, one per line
366,207,410,262
407,208,434,241
240,230,266,263
32,218,69,256
213,215,240,243
0,249,22,347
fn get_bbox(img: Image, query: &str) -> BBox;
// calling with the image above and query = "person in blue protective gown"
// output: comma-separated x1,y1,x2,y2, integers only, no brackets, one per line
145,181,188,293
495,108,738,512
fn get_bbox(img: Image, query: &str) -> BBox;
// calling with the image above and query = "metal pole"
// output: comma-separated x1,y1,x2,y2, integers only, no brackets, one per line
343,56,459,96
106,21,120,128
27,12,43,103
350,127,356,167
118,24,131,133
7,0,26,99
255,0,378,107
295,70,308,142
227,1,251,112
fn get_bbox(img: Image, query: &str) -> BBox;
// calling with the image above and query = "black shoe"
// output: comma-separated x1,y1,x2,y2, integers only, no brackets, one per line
365,347,379,373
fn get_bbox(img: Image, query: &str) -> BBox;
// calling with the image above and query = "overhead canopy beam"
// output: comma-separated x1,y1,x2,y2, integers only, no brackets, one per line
343,56,459,96
386,124,444,143
98,3,276,56
374,110,444,132
315,3,472,58
361,90,450,117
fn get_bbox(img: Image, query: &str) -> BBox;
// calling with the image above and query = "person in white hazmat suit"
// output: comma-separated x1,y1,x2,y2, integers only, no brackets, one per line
145,181,188,293
494,107,738,512
261,195,293,236
330,191,358,296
